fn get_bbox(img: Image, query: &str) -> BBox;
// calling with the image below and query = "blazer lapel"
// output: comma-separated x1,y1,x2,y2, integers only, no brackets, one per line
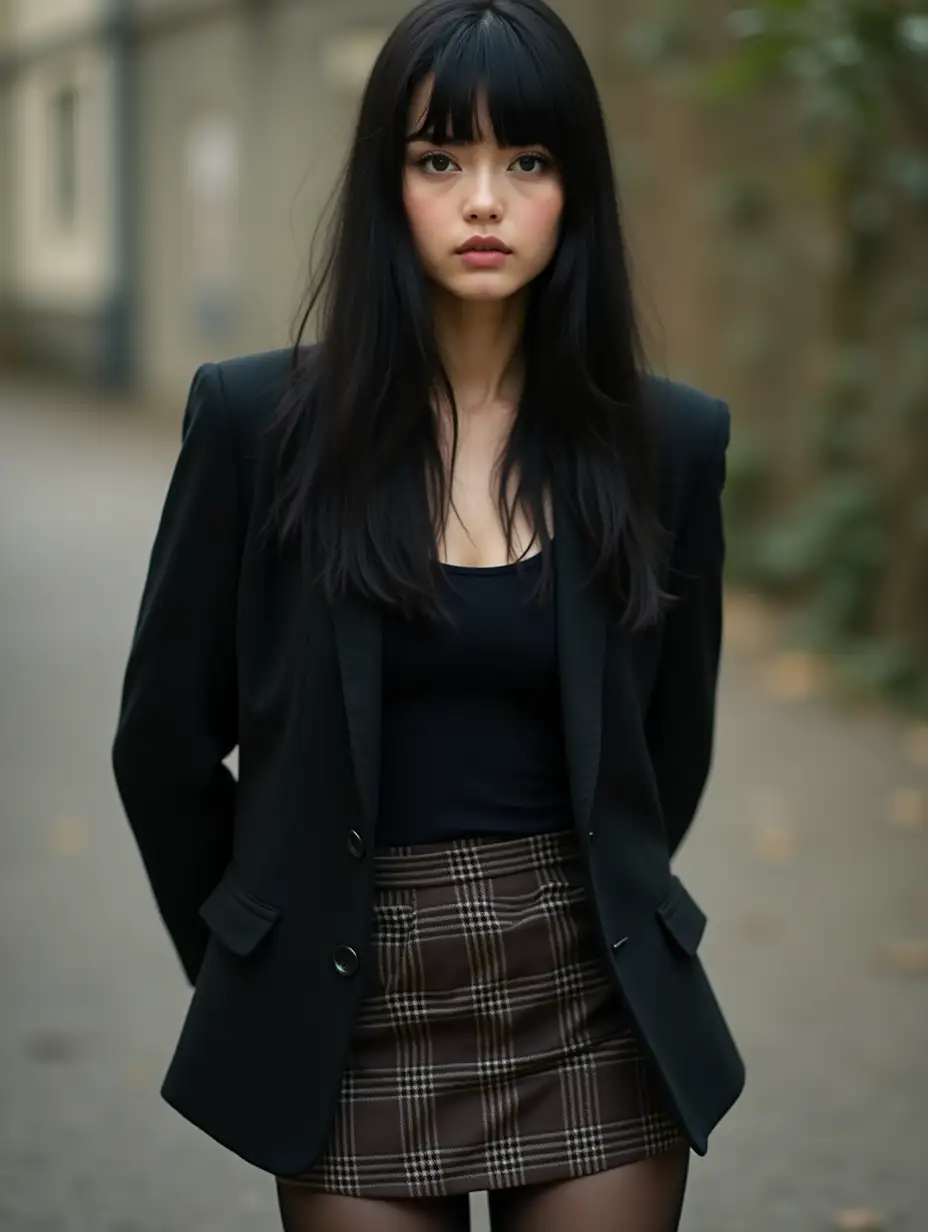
331,591,382,834
554,489,608,832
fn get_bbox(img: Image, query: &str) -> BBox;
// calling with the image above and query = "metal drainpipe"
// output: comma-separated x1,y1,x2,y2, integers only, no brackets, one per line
104,0,133,388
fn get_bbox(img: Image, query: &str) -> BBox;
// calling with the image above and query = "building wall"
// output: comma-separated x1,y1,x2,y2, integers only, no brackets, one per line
134,9,245,402
0,0,12,340
9,0,102,49
1,0,118,376
12,41,117,309
134,1,354,401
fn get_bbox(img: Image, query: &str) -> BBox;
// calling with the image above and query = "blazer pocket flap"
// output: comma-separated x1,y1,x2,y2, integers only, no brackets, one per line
656,875,707,957
198,869,281,957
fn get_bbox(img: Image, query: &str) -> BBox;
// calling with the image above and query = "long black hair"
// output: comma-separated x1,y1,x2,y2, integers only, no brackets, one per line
269,0,671,630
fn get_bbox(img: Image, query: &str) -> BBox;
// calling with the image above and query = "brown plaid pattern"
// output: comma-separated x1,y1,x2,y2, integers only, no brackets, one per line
283,828,687,1198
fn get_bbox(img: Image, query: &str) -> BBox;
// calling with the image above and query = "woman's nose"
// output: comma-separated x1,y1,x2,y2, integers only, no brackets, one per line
464,169,503,223
466,201,502,222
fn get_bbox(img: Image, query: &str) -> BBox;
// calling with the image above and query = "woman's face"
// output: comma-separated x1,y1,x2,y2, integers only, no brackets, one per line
402,82,564,303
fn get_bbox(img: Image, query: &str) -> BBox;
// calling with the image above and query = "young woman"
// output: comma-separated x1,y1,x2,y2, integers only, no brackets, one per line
112,0,745,1228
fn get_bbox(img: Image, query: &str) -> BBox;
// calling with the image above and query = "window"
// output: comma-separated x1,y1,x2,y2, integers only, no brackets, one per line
51,85,80,229
184,113,240,336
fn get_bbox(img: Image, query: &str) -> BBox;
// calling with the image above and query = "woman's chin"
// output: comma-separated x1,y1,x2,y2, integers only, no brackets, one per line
437,273,527,303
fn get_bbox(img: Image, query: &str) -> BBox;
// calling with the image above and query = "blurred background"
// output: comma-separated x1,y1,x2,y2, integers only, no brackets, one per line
0,1,926,1230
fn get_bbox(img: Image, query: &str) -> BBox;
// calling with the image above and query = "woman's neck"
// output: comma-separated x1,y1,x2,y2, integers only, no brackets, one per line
430,284,528,416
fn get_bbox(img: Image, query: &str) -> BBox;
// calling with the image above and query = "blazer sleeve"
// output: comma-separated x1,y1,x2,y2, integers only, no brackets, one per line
645,400,731,859
112,363,242,985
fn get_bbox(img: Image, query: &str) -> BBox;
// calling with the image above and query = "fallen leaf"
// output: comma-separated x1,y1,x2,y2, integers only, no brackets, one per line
726,911,778,940
876,939,928,976
47,816,89,856
905,723,928,768
752,822,798,866
724,593,774,655
122,1063,153,1089
887,787,924,830
748,785,793,828
760,650,828,701
831,1210,885,1231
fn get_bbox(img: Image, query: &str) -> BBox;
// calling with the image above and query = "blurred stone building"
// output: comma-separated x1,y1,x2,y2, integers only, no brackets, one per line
0,0,714,410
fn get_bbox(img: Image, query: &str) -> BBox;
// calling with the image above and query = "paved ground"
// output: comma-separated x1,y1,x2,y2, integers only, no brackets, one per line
0,376,926,1232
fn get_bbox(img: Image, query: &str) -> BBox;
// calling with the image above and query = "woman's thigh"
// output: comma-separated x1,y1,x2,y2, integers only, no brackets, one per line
275,1181,471,1232
486,1146,691,1232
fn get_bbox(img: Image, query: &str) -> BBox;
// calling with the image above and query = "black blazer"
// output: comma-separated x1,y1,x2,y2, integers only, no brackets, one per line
112,348,745,1178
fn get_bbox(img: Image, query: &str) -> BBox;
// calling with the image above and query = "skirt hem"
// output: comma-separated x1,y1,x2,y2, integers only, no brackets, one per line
275,1131,691,1199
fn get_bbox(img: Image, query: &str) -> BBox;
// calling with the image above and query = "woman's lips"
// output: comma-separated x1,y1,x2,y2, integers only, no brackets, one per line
457,250,510,268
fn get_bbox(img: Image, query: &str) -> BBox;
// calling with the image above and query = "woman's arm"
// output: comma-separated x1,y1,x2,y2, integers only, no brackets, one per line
644,400,731,860
112,363,243,984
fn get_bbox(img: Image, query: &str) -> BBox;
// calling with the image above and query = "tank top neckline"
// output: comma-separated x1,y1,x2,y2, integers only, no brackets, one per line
438,546,548,576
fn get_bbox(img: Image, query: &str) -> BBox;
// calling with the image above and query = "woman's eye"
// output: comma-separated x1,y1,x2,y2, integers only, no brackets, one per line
513,154,549,175
420,153,456,173
415,151,550,175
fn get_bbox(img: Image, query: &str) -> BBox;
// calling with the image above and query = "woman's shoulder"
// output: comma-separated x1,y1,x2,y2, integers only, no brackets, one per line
187,351,728,475
204,345,314,433
641,370,731,474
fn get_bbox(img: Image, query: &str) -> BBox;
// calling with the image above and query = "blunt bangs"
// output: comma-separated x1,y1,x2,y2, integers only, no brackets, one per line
404,8,576,170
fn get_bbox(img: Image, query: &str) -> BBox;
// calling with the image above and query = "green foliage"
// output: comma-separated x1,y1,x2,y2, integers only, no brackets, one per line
721,429,776,577
704,3,927,123
640,0,928,714
705,172,775,231
621,3,695,69
753,474,885,624
621,9,690,67
826,635,922,704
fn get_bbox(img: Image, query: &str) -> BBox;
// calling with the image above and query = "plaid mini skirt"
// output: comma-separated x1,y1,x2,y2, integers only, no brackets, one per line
281,827,688,1198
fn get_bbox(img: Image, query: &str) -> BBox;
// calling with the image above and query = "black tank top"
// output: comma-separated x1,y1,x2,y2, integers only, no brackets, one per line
377,550,573,846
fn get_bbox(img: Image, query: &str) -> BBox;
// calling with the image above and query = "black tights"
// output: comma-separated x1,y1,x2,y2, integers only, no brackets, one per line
275,1146,690,1232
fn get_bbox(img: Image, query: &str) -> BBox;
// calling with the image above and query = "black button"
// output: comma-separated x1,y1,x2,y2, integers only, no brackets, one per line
333,945,359,977
612,937,628,951
347,829,366,859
